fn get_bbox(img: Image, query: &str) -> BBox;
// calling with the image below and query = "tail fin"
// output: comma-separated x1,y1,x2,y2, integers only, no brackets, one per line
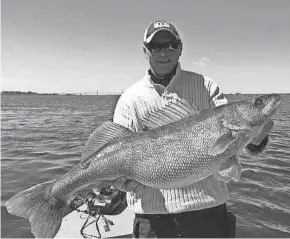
5,181,66,238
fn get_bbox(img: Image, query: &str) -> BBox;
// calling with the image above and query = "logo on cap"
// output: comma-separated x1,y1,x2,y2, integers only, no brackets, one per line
153,20,170,29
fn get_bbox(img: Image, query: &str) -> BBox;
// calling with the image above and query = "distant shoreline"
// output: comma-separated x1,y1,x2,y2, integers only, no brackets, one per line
1,91,61,96
1,91,289,96
1,91,121,96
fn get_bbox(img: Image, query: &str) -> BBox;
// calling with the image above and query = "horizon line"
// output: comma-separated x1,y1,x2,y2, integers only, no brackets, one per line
1,90,290,95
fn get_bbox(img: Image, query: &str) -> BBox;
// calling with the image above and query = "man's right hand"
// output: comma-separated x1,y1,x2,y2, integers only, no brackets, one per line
96,177,140,193
111,177,140,192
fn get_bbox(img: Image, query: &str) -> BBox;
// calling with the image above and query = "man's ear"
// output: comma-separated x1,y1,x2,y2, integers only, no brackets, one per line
143,46,149,59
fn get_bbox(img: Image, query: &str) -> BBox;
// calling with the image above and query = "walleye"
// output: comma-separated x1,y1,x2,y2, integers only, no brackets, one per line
5,93,282,238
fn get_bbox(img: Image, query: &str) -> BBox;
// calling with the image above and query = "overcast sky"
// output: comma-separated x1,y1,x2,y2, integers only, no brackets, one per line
1,0,290,94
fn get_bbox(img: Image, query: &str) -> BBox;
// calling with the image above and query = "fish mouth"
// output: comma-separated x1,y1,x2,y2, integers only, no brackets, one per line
262,94,283,116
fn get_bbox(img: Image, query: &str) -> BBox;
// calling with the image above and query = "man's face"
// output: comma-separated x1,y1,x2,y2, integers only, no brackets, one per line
144,31,182,78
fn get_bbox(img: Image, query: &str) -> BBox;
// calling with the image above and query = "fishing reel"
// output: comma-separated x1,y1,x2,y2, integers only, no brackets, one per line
70,185,126,238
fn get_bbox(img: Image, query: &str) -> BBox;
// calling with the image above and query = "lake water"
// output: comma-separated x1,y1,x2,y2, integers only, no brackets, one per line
1,94,290,238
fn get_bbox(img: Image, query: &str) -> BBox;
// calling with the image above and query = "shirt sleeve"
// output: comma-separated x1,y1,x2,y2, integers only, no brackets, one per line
203,76,228,107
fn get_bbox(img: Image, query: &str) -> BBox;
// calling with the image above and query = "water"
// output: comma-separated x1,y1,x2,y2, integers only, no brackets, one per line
1,94,290,238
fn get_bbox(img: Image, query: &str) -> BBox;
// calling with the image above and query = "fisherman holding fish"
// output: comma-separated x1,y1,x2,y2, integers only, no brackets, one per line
111,20,274,238
5,20,280,238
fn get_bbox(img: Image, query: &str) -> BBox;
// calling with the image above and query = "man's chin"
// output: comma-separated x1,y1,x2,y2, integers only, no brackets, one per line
156,66,174,74
158,70,174,76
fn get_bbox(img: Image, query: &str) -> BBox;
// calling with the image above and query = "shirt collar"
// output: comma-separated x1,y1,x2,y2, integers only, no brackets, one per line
143,63,182,89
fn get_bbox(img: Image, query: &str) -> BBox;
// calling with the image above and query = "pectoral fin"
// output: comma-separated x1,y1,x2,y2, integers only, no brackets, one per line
208,131,236,156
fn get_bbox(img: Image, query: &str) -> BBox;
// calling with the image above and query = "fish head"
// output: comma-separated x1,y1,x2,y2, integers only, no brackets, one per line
211,94,282,157
234,94,282,129
220,94,282,137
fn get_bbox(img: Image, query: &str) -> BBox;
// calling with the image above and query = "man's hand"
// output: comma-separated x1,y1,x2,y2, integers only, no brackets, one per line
95,177,140,193
246,119,274,155
111,177,140,192
250,119,274,145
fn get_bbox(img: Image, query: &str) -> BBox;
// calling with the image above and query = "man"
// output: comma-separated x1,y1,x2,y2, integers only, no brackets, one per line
112,20,272,238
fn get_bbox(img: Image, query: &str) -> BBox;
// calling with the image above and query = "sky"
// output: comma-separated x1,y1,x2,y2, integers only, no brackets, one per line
1,0,290,94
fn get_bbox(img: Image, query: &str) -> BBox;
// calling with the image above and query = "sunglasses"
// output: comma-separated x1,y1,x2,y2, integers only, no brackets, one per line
145,40,181,53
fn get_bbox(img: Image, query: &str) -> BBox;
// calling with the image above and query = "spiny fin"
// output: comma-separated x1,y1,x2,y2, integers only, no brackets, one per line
5,181,66,238
136,92,197,130
208,130,236,156
214,155,242,182
80,122,132,169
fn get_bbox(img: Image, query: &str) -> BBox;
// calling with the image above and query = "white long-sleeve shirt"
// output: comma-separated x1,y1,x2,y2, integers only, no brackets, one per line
113,63,230,214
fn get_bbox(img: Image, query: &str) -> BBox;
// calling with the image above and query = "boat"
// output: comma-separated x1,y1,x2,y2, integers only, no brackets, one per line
55,206,134,238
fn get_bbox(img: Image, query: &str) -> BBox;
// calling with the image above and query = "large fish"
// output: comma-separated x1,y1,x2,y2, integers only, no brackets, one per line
5,93,282,238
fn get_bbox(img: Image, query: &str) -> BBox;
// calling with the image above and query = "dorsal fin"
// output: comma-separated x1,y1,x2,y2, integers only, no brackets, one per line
79,122,131,169
138,92,197,129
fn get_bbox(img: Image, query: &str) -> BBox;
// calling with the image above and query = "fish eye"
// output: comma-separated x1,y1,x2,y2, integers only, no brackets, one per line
254,97,264,105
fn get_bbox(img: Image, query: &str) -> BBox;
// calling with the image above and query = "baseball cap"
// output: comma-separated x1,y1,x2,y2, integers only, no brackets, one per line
143,20,180,44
